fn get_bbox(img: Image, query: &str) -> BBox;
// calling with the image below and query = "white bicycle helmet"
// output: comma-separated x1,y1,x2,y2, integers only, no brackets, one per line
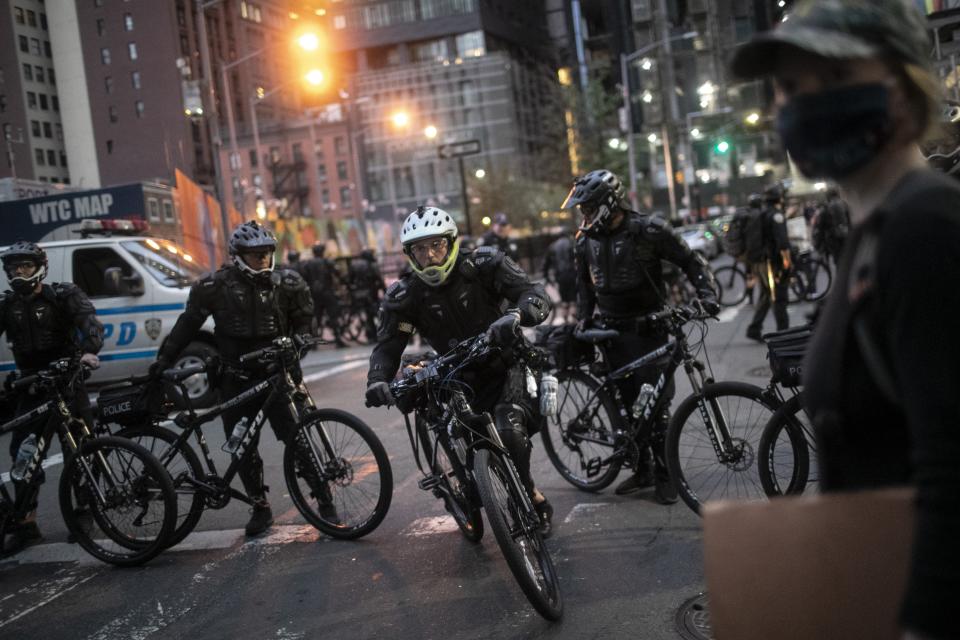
401,206,459,286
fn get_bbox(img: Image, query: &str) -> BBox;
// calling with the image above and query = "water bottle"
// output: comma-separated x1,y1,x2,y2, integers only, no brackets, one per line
11,434,37,482
525,367,538,398
222,417,250,455
539,374,559,418
632,383,656,420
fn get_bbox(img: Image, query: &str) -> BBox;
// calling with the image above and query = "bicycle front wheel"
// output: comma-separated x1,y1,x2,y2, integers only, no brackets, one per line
540,369,623,492
758,393,817,496
59,436,177,566
665,382,780,515
284,408,393,539
714,265,748,307
474,449,563,621
117,425,206,548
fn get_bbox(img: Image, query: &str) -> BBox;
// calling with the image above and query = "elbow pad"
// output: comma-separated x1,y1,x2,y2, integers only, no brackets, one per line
517,287,552,326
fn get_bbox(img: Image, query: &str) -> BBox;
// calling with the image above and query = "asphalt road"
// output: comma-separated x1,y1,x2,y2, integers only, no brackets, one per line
0,296,813,640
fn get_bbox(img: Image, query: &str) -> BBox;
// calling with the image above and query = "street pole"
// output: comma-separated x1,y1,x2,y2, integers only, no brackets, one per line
661,122,677,223
457,155,471,236
221,63,242,216
621,52,638,210
655,0,681,222
249,96,263,211
196,2,231,236
684,107,733,221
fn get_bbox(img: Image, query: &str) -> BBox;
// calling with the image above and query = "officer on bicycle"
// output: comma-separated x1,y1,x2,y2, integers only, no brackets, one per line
365,206,557,536
348,249,386,342
745,183,791,341
563,169,719,503
152,221,316,536
301,243,347,348
0,241,103,549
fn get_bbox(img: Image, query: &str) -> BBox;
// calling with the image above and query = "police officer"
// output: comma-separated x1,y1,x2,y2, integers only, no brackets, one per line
301,243,347,348
365,206,557,536
152,221,315,536
745,184,791,342
811,187,850,267
286,249,304,277
541,234,577,323
0,241,103,549
564,169,719,503
480,212,519,262
348,249,386,342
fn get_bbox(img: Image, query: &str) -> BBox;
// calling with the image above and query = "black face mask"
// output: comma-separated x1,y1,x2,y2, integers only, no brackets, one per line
776,83,893,180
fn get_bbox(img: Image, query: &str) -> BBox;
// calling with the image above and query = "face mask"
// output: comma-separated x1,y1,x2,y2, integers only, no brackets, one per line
776,83,893,180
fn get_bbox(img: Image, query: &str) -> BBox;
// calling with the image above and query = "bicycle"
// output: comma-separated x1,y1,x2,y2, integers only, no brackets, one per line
388,333,563,621
339,286,379,345
786,249,832,303
0,358,177,565
107,335,393,548
713,260,751,307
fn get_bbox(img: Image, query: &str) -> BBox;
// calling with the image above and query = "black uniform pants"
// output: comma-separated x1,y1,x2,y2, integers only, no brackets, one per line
748,261,789,334
221,371,299,501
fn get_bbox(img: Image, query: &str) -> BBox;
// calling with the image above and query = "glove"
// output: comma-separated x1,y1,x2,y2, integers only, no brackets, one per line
365,381,394,408
149,358,172,379
80,353,100,370
696,298,721,317
575,317,593,335
486,311,521,347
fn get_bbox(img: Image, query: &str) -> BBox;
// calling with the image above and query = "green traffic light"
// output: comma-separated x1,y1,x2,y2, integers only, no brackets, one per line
715,140,730,153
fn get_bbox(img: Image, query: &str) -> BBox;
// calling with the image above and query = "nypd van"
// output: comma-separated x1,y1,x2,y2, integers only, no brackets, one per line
0,221,219,406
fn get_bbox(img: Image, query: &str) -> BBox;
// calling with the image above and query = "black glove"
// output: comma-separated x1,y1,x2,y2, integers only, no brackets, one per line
365,381,394,408
575,317,594,334
486,311,521,347
696,297,721,317
149,358,172,379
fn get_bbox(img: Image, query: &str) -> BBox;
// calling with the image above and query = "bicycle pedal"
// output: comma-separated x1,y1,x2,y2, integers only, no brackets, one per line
584,457,603,478
418,475,442,491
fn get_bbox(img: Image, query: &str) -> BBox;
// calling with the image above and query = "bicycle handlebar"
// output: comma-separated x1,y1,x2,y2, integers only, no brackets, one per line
237,334,324,365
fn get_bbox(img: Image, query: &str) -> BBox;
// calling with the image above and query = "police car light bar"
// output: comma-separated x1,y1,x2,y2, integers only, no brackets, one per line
76,219,150,237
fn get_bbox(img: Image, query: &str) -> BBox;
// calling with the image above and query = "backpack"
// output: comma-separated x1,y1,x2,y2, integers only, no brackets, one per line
744,208,768,262
724,209,750,257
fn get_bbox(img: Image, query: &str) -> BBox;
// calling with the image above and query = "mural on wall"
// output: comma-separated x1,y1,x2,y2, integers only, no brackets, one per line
921,0,960,13
176,169,242,271
271,216,401,258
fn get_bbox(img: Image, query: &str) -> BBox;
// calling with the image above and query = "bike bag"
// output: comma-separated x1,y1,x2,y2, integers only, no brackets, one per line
763,325,813,388
533,323,594,370
96,381,166,426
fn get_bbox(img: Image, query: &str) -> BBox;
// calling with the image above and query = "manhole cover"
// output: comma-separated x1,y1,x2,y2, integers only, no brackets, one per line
746,366,770,378
676,592,713,640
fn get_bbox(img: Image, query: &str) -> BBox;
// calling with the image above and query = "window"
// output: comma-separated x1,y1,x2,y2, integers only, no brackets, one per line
334,136,346,155
321,188,330,204
71,248,140,298
336,161,348,180
30,38,41,56
43,122,51,138
38,94,48,110
14,7,24,24
34,66,44,83
317,163,327,180
109,106,118,122
340,186,351,207
40,13,47,30
26,10,37,27
124,13,134,31
147,197,160,221
249,148,258,168
128,42,137,61
26,92,36,108
101,48,111,64
46,149,55,166
163,201,174,222
22,64,33,81
59,151,67,167
121,241,204,288
135,100,144,118
102,76,113,94
35,148,44,165
31,120,40,137
131,71,141,89
96,18,105,36
48,68,54,84
292,142,303,162
106,139,113,154
51,95,58,111
43,41,51,57
55,123,62,141
19,36,28,53
455,31,485,58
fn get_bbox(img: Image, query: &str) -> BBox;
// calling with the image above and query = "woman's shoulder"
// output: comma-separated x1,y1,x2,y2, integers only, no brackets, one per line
882,170,960,240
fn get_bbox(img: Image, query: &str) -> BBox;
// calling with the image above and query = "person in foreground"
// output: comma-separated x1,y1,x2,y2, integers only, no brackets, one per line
732,1,960,638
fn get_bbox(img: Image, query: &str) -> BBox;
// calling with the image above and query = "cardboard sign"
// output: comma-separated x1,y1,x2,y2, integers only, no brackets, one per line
703,488,915,640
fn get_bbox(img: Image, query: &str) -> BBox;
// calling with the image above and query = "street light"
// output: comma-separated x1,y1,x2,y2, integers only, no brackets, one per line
391,111,410,129
745,111,761,126
304,69,325,86
475,168,486,179
620,30,698,212
682,106,733,220
424,124,438,139
297,33,320,51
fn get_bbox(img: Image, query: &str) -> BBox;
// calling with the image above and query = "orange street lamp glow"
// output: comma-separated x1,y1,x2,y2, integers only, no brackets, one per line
305,69,325,86
298,33,320,51
391,111,410,129
424,124,438,139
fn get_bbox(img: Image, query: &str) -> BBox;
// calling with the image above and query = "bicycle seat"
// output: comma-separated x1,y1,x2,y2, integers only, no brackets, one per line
162,364,205,382
574,328,619,343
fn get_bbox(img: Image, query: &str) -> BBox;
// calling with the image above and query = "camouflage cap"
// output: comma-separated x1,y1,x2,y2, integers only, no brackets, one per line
731,0,932,79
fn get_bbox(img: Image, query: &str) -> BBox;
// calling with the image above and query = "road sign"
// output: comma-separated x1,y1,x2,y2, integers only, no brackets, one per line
437,139,481,159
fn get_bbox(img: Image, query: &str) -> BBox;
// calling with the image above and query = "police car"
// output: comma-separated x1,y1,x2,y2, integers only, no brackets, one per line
0,220,219,406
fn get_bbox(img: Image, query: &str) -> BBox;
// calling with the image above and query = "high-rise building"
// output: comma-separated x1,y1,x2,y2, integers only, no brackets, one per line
0,1,69,184
321,0,564,236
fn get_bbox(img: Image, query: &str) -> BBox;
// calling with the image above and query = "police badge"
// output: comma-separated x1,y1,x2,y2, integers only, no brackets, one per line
144,317,162,340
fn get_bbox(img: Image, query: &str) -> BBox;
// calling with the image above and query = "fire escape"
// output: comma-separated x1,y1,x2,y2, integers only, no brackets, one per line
269,149,309,218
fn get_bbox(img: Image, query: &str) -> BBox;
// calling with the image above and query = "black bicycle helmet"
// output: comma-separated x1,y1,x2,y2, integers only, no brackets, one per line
229,221,276,281
561,169,627,236
287,250,301,263
311,242,325,258
1,241,48,295
763,183,785,204
360,249,375,262
747,193,763,208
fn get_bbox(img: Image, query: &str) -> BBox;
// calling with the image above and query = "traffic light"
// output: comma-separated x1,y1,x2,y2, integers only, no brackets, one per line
715,139,730,154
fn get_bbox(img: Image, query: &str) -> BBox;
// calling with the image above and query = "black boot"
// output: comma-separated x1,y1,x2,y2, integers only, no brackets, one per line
653,456,678,505
245,500,274,536
534,498,554,539
615,447,654,495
